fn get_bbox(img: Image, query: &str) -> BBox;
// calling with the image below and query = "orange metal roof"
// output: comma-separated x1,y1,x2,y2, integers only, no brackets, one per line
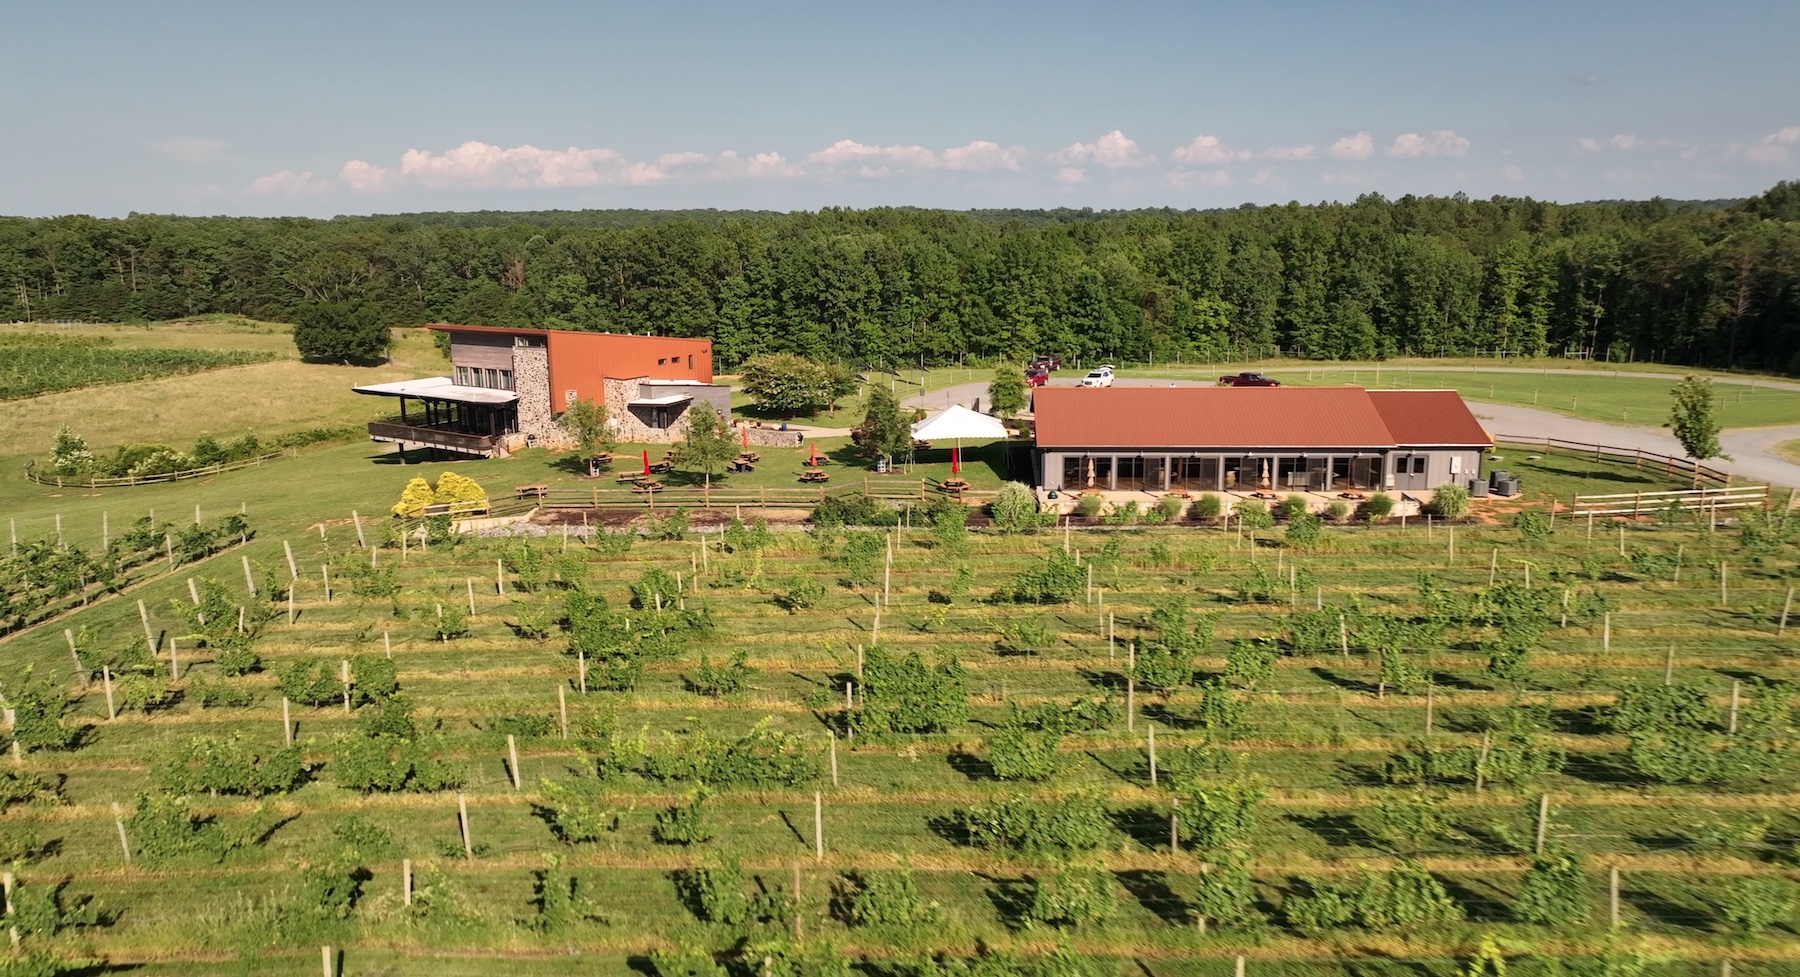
1032,386,1488,449
1367,389,1493,446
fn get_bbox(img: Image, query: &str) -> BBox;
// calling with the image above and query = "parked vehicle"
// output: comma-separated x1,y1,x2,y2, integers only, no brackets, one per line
1024,368,1048,387
1218,371,1281,386
1077,366,1115,388
1028,355,1061,372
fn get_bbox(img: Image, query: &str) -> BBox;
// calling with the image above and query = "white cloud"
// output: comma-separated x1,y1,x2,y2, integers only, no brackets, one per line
1166,168,1231,188
658,151,709,167
1568,73,1602,86
1051,130,1155,169
1576,134,1649,154
1171,135,1249,165
1054,167,1088,185
940,140,1027,172
709,150,803,180
154,137,228,162
1258,144,1316,162
805,139,938,171
248,169,327,196
1385,130,1471,158
1327,132,1374,160
340,140,667,191
1502,164,1526,182
1742,126,1800,163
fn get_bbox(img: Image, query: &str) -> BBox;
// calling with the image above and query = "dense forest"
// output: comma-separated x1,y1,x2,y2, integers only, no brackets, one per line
4,182,1799,372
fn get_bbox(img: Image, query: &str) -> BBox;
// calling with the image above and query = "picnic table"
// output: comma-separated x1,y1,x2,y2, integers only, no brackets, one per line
631,479,664,493
615,471,643,483
729,460,756,473
648,461,674,475
913,439,932,450
798,468,830,484
513,484,549,500
940,477,970,494
736,451,760,463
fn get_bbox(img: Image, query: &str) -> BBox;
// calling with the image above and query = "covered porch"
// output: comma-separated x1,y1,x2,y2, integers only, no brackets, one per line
1047,450,1388,493
353,377,520,458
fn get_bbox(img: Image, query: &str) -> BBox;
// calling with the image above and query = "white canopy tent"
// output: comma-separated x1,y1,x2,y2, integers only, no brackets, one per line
910,404,1008,441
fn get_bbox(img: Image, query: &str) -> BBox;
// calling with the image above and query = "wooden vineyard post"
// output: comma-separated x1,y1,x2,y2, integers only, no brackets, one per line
1126,678,1135,732
353,511,365,548
1235,956,1245,977
65,629,86,688
287,589,295,626
1728,680,1741,734
137,600,156,656
1147,723,1157,786
322,946,333,977
169,638,179,681
188,577,202,607
497,559,505,595
1610,865,1621,927
458,794,473,857
4,870,15,949
384,630,392,659
1535,793,1551,854
508,734,522,790
1108,613,1115,659
1561,588,1570,628
1781,588,1794,636
1424,684,1434,735
1619,523,1626,557
1602,612,1610,653
1339,612,1348,660
403,859,413,906
1474,731,1491,794
1664,646,1676,685
578,650,588,695
1169,801,1179,852
814,791,824,861
340,661,352,712
1719,561,1728,606
1488,547,1498,586
845,682,854,712
284,540,298,580
558,686,568,740
872,608,881,645
1674,543,1683,583
467,578,476,616
112,802,131,864
243,555,256,597
856,645,864,679
102,666,115,720
283,697,293,746
829,731,839,786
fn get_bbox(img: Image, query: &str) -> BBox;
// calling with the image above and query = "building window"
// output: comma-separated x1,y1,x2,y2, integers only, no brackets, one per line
687,355,693,369
657,358,667,366
500,370,513,391
454,367,468,386
1410,456,1426,475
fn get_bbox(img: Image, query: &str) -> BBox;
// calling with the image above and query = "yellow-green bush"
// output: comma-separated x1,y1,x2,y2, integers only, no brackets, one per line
392,477,434,518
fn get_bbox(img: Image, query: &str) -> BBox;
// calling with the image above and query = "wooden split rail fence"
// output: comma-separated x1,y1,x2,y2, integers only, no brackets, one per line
1492,435,1733,486
1570,484,1770,518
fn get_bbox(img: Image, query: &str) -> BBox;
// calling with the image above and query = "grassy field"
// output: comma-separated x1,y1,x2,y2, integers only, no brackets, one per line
0,330,277,401
1776,441,1800,466
1,447,1796,974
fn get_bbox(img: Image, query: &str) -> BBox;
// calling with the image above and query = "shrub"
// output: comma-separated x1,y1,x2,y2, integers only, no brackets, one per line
1513,509,1552,542
1102,500,1140,525
1426,484,1470,519
1722,877,1796,935
432,471,488,509
840,864,940,928
812,493,888,528
989,482,1044,533
1326,500,1349,522
1025,864,1117,929
1277,495,1310,521
986,707,1067,781
152,734,306,798
929,505,969,553
1284,510,1323,546
653,790,711,845
1513,851,1590,925
644,507,690,541
330,733,461,793
1008,550,1084,604
537,777,622,844
392,477,435,518
856,649,967,735
1224,639,1277,689
691,648,753,698
1074,494,1104,519
1151,493,1186,523
775,577,825,613
1233,499,1273,530
1362,493,1395,521
1192,493,1223,520
958,791,1110,854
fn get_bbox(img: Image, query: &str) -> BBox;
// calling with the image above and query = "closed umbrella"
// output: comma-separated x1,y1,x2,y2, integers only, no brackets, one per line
741,424,748,448
1086,458,1095,488
809,441,817,466
642,450,650,475
952,446,960,475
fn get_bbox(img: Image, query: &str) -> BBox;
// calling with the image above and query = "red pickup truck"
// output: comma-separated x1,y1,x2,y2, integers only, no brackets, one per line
1218,372,1281,387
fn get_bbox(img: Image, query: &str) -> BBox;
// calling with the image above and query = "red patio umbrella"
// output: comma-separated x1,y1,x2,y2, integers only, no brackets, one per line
741,424,748,448
641,449,650,475
809,441,817,466
951,446,961,475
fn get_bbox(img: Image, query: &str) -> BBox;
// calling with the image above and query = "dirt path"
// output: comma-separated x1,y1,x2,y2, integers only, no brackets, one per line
906,376,1800,488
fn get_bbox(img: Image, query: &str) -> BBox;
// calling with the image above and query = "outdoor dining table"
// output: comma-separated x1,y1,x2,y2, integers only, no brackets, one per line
799,468,829,483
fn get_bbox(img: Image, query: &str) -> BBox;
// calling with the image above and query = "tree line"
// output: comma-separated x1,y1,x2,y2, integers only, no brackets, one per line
5,181,1799,372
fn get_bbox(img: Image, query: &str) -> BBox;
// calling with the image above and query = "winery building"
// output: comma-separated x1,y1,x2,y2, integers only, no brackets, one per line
353,325,730,457
1031,386,1491,494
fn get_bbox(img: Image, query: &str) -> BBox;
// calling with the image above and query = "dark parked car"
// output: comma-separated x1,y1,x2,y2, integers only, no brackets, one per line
1218,372,1281,386
1029,356,1061,372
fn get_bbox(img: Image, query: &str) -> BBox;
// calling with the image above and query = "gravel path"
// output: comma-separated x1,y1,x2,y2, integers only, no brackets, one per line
905,376,1800,488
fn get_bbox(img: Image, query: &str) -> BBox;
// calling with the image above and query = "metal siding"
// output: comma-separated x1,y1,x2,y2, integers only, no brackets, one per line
1033,387,1398,449
1367,390,1490,446
450,333,515,370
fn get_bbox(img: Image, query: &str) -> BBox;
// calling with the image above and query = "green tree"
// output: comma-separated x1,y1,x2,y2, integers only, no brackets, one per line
677,405,737,489
1667,375,1729,484
854,384,913,467
987,364,1027,420
740,353,856,414
558,397,617,477
292,301,390,363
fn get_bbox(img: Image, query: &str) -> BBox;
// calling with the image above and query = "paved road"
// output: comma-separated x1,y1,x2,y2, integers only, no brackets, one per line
905,376,1800,488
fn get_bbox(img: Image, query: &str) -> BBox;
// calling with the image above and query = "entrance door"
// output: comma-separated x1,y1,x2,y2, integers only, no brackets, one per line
1393,453,1428,490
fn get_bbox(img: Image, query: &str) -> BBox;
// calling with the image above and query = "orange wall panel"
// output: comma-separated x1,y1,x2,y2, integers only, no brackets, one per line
545,332,714,412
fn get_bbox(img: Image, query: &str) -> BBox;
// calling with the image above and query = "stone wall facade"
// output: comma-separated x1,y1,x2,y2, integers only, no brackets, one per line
513,341,554,437
742,426,806,448
602,377,731,444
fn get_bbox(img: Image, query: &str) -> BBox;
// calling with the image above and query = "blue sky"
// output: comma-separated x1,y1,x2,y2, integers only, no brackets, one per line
4,0,1797,217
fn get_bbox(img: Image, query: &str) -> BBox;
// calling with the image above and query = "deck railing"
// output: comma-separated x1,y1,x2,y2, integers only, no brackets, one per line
367,421,500,453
